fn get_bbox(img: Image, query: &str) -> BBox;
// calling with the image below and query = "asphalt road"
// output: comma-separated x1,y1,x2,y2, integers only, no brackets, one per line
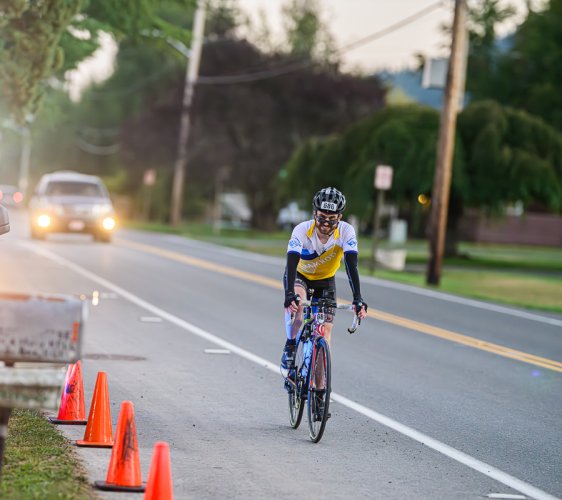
2,211,561,500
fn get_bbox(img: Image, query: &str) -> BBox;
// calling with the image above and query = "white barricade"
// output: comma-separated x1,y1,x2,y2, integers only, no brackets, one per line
0,293,85,410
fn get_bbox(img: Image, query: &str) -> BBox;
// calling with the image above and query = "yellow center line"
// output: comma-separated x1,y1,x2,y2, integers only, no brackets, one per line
118,238,562,374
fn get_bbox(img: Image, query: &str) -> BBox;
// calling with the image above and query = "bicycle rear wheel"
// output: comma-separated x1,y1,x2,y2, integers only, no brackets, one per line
307,337,331,443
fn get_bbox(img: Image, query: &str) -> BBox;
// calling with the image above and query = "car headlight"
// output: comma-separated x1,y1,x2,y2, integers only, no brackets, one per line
102,217,116,231
37,214,51,228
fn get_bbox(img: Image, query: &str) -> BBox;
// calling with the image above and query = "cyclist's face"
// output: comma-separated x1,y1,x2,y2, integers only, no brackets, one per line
314,211,341,235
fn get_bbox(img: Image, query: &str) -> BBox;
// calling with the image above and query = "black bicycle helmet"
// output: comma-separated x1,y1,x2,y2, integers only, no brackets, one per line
313,187,346,214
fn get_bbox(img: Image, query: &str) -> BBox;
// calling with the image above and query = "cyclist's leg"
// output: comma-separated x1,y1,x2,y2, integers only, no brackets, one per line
281,277,309,371
311,278,336,345
311,279,335,389
289,280,308,339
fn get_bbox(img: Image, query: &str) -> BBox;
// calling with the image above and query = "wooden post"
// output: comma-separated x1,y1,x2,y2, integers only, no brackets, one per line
170,1,206,226
426,0,467,285
369,189,384,274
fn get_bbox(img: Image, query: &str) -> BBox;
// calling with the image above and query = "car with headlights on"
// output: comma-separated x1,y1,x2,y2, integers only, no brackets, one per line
29,171,116,242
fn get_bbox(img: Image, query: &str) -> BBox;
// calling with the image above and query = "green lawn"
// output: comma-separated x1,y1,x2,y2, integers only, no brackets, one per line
0,410,94,499
124,221,562,314
371,268,562,313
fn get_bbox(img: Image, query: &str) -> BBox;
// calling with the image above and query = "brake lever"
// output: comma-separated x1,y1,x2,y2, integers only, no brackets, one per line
348,314,361,334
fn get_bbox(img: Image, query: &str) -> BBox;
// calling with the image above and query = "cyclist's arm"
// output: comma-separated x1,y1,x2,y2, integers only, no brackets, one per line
284,251,300,295
344,251,361,301
344,251,368,319
283,227,306,312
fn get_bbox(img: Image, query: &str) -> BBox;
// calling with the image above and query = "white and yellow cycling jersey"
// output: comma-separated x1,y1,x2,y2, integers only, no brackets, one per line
287,220,359,280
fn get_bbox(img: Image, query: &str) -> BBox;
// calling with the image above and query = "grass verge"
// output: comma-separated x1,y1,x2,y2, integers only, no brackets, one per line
123,221,562,314
371,267,562,313
0,409,94,499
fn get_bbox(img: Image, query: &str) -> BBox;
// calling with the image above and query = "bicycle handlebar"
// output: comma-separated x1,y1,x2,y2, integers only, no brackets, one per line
295,300,361,334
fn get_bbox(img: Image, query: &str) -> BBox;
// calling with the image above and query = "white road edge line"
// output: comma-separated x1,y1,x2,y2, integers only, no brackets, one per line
127,234,562,328
23,242,560,500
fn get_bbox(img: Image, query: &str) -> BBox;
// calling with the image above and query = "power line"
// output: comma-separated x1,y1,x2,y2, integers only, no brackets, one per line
197,1,444,85
71,2,445,100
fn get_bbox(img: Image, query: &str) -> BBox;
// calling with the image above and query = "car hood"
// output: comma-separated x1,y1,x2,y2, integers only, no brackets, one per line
42,196,112,206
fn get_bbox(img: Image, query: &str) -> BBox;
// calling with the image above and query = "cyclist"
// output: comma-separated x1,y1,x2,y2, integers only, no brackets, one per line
281,187,368,382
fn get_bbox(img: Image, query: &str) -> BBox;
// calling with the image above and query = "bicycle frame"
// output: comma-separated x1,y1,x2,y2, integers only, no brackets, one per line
286,299,360,389
285,297,361,441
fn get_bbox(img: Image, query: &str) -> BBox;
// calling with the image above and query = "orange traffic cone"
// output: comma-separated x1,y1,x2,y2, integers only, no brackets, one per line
76,371,113,448
94,401,145,492
49,361,88,425
144,442,173,500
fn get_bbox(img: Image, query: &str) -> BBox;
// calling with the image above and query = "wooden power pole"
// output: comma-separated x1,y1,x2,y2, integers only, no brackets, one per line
170,1,206,227
426,0,467,285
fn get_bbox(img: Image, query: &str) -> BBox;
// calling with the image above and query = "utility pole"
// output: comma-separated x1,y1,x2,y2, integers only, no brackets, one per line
426,0,468,285
170,0,206,226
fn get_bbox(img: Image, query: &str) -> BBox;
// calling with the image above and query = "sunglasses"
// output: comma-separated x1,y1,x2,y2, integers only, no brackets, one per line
316,215,339,227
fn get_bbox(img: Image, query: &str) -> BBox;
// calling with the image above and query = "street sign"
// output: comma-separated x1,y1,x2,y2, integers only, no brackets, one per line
143,169,156,186
374,165,393,190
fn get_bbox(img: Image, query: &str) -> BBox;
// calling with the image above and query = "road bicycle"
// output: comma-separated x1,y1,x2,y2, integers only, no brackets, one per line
283,295,361,443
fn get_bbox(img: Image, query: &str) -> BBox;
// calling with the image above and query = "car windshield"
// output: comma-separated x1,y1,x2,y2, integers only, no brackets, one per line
45,181,105,198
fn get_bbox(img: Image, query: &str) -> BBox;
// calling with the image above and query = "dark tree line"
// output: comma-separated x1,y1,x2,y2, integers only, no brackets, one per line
120,38,385,227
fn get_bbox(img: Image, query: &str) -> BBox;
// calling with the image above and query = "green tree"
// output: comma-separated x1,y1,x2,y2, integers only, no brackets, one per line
0,0,84,123
281,0,336,63
466,0,516,99
283,102,562,252
0,0,192,124
458,100,562,211
468,0,562,130
283,105,459,219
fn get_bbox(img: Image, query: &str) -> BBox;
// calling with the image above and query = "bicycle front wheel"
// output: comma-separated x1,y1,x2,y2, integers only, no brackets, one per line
288,367,304,429
307,337,331,443
288,339,306,429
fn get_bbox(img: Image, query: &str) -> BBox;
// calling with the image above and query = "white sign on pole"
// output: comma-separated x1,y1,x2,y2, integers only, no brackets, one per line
374,165,393,190
422,58,448,89
143,169,156,186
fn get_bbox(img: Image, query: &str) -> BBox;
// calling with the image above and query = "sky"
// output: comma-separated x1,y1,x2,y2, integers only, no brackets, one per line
66,0,532,98
238,0,530,72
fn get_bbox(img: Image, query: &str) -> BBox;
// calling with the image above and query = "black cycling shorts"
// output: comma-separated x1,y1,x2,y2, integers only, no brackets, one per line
295,272,336,301
295,273,336,321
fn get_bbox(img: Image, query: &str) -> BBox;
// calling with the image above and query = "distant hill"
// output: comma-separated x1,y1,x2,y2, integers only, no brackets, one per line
379,69,445,109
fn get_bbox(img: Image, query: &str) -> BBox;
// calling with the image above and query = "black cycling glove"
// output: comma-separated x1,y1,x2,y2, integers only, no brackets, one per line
352,297,368,313
284,292,300,308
